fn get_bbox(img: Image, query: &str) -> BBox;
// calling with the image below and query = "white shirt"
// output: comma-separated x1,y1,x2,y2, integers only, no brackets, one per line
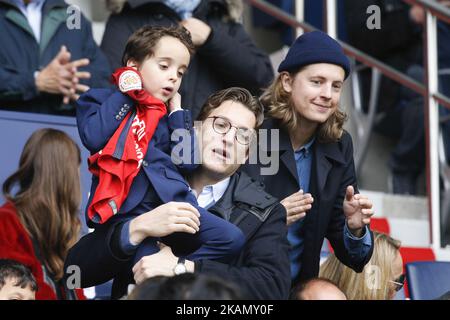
196,177,231,208
13,0,45,43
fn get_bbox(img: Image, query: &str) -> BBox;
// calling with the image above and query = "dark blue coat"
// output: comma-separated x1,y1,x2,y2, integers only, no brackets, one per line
76,88,197,228
242,117,375,286
0,0,111,115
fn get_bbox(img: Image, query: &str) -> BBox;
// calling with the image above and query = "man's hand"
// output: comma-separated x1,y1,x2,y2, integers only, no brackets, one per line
35,46,91,103
168,92,182,112
132,245,178,284
280,190,314,226
129,202,201,245
180,18,211,47
132,244,195,284
343,186,374,237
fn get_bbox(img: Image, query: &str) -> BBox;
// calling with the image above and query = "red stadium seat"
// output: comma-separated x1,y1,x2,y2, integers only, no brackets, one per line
369,217,391,235
399,247,436,298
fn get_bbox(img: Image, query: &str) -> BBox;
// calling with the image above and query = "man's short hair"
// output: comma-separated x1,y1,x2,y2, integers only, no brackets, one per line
0,259,38,292
196,87,264,128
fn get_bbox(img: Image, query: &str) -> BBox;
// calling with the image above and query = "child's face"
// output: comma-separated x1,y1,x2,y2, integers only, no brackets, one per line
0,278,35,300
127,36,190,103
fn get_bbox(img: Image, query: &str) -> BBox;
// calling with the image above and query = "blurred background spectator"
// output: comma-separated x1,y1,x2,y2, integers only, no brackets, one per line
0,259,37,300
0,0,111,116
320,232,403,300
0,128,84,299
344,0,424,195
291,278,347,300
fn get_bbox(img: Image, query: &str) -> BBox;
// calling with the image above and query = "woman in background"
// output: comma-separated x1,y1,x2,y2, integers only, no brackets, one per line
320,232,403,300
0,128,84,300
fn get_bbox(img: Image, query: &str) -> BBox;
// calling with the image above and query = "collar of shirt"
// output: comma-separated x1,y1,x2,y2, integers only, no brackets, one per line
196,177,231,208
294,136,315,156
163,0,201,19
12,0,45,42
12,0,45,10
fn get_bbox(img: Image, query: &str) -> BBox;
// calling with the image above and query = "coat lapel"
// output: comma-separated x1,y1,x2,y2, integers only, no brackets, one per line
5,9,35,39
280,145,299,185
313,139,346,194
40,7,66,54
260,118,299,186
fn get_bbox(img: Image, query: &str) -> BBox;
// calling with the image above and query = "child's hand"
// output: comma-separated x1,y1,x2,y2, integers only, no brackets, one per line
168,92,182,113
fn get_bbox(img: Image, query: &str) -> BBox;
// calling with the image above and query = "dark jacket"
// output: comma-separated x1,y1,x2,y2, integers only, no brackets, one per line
76,88,197,229
101,0,274,119
0,0,111,115
65,171,291,300
242,117,374,286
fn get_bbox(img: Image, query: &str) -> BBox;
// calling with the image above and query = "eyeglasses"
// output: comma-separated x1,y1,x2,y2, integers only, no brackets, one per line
389,274,405,292
207,116,254,145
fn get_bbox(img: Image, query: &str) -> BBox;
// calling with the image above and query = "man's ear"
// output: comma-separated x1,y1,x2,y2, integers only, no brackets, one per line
280,71,293,93
126,60,139,70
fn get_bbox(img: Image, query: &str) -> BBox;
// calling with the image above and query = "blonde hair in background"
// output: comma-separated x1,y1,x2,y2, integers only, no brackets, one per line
319,232,402,300
260,71,347,144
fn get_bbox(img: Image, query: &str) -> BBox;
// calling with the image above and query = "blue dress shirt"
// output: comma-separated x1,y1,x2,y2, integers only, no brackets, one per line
288,137,371,280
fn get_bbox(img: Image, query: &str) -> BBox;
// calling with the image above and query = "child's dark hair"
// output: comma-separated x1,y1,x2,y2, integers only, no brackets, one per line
121,25,195,66
0,259,38,292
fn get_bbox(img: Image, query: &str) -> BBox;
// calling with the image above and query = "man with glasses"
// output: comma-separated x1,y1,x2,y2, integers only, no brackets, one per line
66,87,291,300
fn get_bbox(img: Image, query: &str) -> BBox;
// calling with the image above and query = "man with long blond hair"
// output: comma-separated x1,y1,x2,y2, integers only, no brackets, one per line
243,30,375,289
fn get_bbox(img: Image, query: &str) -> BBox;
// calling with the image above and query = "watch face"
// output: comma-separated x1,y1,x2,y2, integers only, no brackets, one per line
174,263,187,275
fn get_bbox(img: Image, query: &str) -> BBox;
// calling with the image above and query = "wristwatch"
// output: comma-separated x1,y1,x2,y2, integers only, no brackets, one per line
173,257,187,275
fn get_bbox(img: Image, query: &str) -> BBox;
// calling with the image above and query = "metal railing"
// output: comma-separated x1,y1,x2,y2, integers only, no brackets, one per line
245,0,450,251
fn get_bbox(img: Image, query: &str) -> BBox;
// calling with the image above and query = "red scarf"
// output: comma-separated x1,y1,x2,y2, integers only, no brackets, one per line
87,67,167,224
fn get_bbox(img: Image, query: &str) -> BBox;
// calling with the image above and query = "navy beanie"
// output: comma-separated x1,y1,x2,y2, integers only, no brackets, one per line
278,31,351,79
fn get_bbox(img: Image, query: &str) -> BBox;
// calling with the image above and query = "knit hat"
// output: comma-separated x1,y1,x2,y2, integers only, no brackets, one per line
278,31,351,79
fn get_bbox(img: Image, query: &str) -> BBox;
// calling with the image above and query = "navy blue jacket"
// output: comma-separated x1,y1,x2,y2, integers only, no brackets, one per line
0,0,111,115
242,117,374,286
65,171,291,300
76,88,197,228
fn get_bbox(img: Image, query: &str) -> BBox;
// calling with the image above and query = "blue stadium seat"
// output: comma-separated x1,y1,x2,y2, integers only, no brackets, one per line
406,261,450,300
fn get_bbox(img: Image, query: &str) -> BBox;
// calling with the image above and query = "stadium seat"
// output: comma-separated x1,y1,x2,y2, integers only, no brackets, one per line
399,247,435,298
399,247,436,265
406,261,450,300
368,217,390,235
